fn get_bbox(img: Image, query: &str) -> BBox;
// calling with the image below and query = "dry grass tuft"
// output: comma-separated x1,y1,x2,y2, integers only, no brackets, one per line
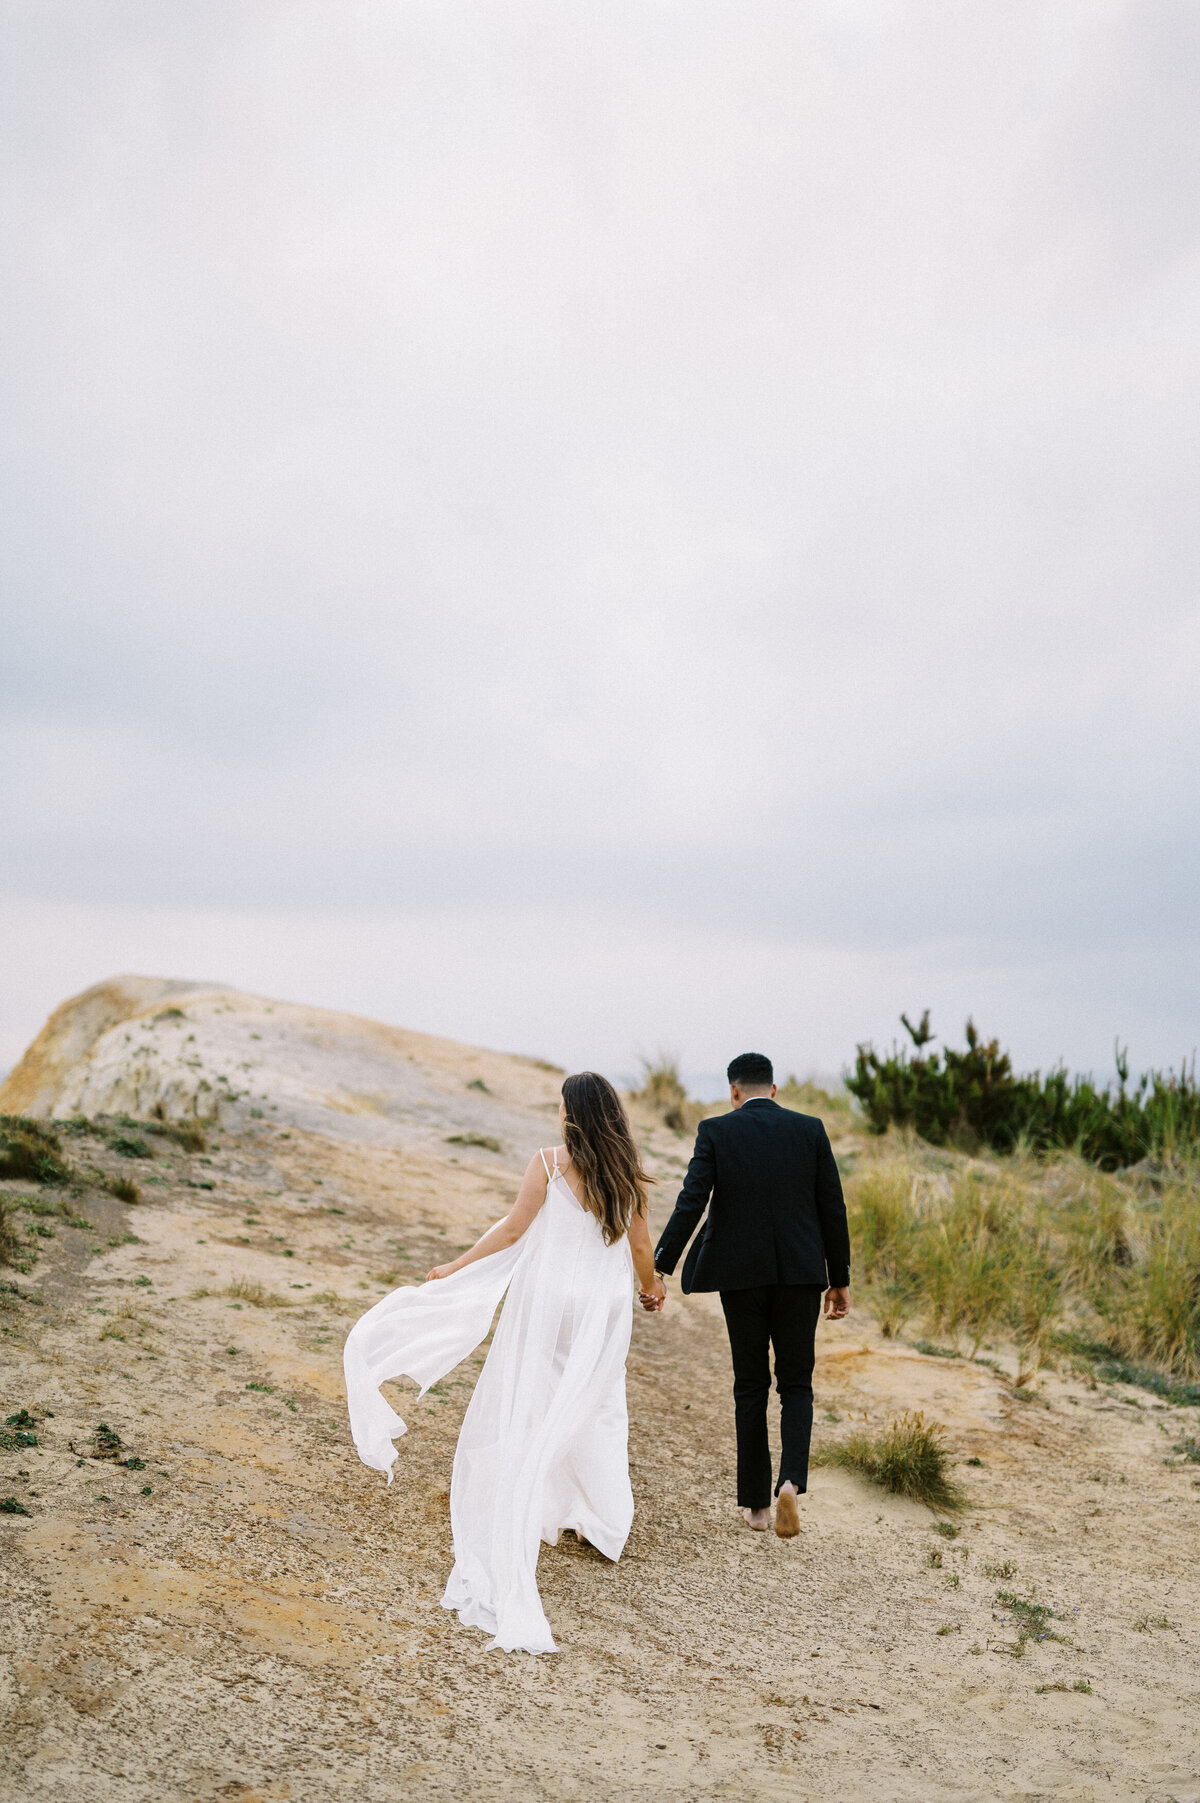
226,1275,289,1307
633,1054,693,1132
0,1195,23,1268
776,1077,855,1123
148,1117,207,1153
814,1410,966,1513
312,1287,359,1313
108,1112,206,1153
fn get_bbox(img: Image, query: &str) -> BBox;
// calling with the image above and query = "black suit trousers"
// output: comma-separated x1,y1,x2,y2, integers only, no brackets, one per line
719,1284,824,1508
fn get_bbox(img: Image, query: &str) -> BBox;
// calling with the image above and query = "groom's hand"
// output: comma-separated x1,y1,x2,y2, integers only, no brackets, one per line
639,1275,666,1312
823,1285,850,1320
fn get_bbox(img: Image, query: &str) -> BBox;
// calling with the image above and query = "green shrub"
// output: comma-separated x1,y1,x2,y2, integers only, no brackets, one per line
0,1116,73,1186
90,1423,124,1460
846,1016,1200,1169
110,1134,151,1159
995,1589,1068,1647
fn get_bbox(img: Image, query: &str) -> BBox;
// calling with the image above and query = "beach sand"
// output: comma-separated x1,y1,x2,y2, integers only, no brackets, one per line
2,978,1198,1802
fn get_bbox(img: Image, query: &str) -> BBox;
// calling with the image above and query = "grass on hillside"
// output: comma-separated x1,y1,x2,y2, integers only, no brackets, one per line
60,1113,207,1154
445,1133,503,1153
633,1059,853,1138
0,1112,208,1273
847,1146,1200,1382
630,1042,1198,1391
776,1077,855,1122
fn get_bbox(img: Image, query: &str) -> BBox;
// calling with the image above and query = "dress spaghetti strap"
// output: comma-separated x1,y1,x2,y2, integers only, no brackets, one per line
539,1147,553,1181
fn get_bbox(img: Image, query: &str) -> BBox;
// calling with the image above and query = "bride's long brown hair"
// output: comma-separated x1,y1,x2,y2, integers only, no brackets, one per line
560,1072,652,1246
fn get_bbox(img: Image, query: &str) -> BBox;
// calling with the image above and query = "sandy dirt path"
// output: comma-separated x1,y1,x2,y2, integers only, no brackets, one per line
2,982,1199,1802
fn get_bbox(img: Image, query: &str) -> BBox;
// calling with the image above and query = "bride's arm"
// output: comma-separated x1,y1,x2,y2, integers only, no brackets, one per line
627,1208,665,1311
425,1152,550,1280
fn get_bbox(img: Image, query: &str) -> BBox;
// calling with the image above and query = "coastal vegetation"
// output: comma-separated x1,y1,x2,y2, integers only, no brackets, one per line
634,1054,691,1131
846,1145,1200,1385
631,1035,1200,1393
847,1011,1200,1168
0,1112,212,1273
633,1056,853,1137
811,1408,966,1512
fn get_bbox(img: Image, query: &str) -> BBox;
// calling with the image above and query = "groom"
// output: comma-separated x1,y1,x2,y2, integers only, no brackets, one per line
652,1053,850,1537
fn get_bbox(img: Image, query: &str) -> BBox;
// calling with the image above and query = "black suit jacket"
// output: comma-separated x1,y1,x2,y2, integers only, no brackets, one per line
653,1099,851,1294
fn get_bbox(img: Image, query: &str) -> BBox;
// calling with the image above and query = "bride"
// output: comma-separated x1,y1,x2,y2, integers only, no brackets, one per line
343,1071,666,1654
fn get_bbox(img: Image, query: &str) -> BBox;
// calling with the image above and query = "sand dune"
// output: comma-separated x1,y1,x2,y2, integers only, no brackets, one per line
2,979,1199,1802
0,974,566,1142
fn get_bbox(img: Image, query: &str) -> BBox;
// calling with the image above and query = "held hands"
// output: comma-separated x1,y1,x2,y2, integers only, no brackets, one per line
823,1285,850,1320
639,1274,667,1313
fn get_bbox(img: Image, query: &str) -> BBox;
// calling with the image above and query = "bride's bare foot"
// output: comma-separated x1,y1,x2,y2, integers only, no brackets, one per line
774,1480,801,1538
742,1506,770,1531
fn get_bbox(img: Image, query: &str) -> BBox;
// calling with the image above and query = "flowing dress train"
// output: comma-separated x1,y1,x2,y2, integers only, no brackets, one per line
343,1151,635,1653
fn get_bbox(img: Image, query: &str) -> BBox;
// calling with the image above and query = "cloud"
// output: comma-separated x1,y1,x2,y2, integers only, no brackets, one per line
1,1,1198,1073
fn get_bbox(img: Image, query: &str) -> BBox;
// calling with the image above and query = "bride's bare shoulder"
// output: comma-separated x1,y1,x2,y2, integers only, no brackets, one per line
526,1144,570,1175
524,1146,560,1176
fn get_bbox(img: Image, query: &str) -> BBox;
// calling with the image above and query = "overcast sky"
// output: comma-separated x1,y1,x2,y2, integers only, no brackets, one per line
2,1,1198,1090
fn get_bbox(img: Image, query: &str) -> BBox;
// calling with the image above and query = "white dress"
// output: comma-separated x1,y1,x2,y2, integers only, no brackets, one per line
343,1150,636,1653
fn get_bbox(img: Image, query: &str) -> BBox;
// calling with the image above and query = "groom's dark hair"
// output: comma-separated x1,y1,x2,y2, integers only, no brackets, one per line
727,1052,773,1088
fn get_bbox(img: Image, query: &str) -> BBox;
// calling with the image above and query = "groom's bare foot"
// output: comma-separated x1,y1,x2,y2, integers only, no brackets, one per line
774,1481,801,1538
742,1506,770,1531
